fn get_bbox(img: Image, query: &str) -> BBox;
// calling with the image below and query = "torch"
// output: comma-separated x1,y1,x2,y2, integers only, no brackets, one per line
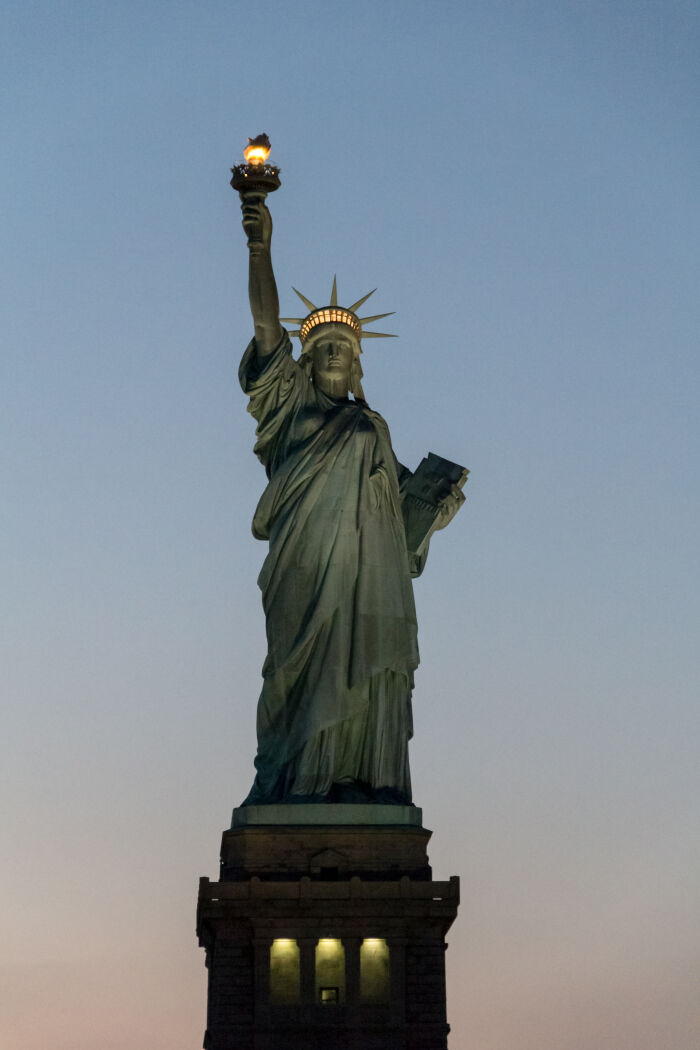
230,133,281,197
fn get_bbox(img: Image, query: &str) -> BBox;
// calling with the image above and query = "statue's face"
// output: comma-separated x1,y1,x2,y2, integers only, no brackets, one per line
307,325,358,389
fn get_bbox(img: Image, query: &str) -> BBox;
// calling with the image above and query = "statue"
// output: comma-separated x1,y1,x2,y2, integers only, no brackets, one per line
237,187,466,807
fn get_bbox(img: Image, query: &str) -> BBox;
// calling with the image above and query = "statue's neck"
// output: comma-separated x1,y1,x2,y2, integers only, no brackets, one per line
314,375,350,399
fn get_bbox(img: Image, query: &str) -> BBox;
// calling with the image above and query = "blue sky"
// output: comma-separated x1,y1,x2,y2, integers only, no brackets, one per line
2,2,699,1047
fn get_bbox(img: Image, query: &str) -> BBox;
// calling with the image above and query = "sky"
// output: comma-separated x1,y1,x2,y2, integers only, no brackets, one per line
2,1,699,1047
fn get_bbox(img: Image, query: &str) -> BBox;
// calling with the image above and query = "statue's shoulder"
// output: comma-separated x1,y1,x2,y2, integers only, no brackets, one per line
357,402,394,443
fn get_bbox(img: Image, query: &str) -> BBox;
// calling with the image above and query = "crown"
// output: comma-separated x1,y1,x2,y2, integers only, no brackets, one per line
280,277,396,348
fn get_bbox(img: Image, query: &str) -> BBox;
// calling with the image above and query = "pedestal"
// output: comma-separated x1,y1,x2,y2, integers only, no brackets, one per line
197,806,459,1050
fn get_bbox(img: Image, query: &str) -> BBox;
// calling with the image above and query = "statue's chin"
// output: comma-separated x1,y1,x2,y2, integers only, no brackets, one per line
312,373,350,399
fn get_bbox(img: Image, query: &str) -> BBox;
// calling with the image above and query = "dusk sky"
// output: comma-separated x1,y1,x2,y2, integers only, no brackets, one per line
2,2,699,1048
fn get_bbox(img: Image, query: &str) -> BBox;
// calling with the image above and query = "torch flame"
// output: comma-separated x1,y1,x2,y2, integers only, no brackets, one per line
243,140,270,164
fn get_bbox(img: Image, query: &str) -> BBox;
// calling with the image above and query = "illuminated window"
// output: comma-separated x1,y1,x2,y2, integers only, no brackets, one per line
360,938,390,1003
269,939,300,1004
315,938,345,1004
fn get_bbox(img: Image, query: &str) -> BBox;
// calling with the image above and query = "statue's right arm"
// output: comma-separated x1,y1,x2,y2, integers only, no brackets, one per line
241,194,283,358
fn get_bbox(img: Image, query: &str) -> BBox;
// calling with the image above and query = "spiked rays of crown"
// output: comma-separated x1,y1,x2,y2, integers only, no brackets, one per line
280,276,395,349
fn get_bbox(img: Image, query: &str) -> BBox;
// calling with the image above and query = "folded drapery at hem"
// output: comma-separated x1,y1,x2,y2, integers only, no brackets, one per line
243,670,413,805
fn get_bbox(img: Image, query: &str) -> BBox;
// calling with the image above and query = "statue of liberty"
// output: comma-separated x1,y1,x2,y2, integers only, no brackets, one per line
238,192,465,806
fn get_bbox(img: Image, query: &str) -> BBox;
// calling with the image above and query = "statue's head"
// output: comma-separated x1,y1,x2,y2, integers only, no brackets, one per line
304,323,362,399
280,278,396,402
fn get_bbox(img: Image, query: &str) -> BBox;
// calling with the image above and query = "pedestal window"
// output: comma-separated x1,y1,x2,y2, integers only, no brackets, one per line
360,938,390,1003
269,938,300,1004
315,938,345,1004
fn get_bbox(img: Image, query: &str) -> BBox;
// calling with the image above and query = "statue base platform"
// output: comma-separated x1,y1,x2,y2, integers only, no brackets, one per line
198,810,459,1049
232,803,422,827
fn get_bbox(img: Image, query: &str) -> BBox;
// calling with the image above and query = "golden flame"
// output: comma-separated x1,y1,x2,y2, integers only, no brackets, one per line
244,143,270,165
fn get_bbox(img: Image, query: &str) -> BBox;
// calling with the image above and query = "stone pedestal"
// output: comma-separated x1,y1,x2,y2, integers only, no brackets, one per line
197,806,459,1050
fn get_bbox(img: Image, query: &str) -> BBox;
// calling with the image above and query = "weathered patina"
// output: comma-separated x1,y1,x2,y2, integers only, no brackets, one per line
238,193,464,806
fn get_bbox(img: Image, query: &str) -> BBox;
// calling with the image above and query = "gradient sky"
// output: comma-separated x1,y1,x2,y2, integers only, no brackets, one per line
2,2,699,1048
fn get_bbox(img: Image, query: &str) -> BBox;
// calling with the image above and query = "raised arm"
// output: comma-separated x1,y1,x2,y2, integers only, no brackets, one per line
240,194,283,356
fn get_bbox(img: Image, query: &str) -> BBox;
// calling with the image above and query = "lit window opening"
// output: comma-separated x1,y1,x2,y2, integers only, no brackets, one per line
269,938,300,1004
360,938,390,1003
315,938,345,1004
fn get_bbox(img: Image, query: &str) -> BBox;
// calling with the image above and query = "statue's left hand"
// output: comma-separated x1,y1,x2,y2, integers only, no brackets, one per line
435,483,465,530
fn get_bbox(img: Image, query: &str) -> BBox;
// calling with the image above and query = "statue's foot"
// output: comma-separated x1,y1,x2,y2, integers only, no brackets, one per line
330,781,412,805
371,785,412,805
332,780,373,803
285,792,327,804
242,777,412,807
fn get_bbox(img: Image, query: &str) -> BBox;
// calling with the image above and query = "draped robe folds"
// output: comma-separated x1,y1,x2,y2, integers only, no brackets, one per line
239,332,420,804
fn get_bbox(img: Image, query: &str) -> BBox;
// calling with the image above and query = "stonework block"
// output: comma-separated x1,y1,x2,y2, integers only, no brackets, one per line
220,824,433,881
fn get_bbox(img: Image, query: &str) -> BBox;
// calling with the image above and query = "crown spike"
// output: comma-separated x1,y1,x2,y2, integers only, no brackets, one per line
347,289,376,313
280,317,305,324
292,287,318,312
330,275,338,306
359,312,395,326
359,331,397,339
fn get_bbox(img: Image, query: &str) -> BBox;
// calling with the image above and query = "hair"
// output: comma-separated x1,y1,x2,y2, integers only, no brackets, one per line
350,356,366,401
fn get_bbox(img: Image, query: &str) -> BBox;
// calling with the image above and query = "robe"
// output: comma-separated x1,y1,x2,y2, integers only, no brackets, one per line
239,332,420,803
